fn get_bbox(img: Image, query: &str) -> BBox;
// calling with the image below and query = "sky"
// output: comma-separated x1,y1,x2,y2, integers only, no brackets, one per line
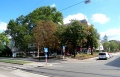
0,0,120,41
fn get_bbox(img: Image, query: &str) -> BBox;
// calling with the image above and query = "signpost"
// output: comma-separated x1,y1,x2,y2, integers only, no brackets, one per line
44,48,48,65
63,46,65,59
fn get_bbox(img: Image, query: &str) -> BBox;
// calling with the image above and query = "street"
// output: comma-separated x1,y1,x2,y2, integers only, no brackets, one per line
28,54,120,77
0,54,120,77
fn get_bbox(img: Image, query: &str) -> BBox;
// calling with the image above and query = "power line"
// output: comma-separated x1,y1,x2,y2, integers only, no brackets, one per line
59,0,91,12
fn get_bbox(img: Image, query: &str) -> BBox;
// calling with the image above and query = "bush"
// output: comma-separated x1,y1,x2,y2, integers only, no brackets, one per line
0,45,12,57
75,53,96,60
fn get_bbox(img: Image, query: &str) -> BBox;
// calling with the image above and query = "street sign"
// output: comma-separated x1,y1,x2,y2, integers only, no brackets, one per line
63,46,65,49
63,46,65,52
44,48,48,52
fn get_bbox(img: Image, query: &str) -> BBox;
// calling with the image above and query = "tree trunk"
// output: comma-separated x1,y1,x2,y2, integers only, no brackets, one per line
74,49,76,57
91,47,93,55
37,45,40,57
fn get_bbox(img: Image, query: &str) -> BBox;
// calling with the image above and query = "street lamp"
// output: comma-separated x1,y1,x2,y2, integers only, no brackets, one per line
84,0,91,4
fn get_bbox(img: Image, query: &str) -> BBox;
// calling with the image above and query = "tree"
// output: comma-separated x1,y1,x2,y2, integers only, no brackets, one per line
0,33,10,48
60,20,88,57
5,6,63,57
103,41,110,52
109,40,119,52
33,20,56,57
86,25,99,55
0,33,11,56
26,6,63,27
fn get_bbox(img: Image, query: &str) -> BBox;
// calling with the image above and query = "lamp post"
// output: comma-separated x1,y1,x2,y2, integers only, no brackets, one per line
84,0,91,4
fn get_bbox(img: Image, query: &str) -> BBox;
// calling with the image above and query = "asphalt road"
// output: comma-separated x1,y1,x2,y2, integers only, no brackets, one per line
28,54,120,77
0,54,120,77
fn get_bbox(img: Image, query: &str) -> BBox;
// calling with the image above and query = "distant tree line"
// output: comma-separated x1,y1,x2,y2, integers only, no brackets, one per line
103,40,120,52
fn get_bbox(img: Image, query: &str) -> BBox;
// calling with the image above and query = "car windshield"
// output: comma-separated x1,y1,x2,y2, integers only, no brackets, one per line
99,53,106,55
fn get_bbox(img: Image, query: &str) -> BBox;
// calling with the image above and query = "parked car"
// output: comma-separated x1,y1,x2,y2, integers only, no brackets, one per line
99,52,110,60
108,53,113,58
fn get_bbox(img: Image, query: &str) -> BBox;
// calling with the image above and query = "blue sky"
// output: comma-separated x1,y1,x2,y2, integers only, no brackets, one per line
0,0,120,41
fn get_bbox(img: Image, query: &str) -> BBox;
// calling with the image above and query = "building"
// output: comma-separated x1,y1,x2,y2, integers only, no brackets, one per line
96,40,104,52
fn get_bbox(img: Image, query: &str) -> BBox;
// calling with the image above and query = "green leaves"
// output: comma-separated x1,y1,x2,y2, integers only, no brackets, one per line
27,6,63,24
60,20,88,47
0,33,10,51
103,40,119,52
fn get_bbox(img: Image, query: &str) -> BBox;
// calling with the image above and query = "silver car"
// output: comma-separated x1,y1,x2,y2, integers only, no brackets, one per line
99,52,110,60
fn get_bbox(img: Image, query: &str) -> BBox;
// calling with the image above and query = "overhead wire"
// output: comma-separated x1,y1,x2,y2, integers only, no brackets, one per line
59,0,91,12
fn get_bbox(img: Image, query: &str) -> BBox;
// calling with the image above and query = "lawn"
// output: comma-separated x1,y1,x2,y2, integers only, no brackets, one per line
0,59,31,65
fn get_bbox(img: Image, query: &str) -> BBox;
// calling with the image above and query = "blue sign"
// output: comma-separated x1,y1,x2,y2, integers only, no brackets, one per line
44,48,48,52
63,46,65,49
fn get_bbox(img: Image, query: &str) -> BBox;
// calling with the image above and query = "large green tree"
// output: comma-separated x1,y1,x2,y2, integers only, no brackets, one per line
6,6,63,56
6,17,33,56
60,20,88,57
26,6,63,27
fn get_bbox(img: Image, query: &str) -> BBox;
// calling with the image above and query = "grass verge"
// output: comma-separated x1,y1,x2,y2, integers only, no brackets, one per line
74,53,98,60
0,59,31,65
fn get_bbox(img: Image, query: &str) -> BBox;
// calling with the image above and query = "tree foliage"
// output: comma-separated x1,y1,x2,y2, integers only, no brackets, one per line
6,6,63,55
103,40,119,52
103,41,110,52
0,33,11,57
59,20,99,56
0,33,10,50
86,25,99,55
33,20,57,56
5,5,101,57
27,6,63,26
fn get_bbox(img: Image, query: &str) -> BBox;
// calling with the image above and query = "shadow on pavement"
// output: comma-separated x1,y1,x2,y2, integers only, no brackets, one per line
0,57,67,63
105,57,120,68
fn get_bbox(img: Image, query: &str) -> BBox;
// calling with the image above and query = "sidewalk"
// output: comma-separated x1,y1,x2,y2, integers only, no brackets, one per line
1,52,120,68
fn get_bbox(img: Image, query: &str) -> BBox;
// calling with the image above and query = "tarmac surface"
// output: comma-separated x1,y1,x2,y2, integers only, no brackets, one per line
0,52,119,77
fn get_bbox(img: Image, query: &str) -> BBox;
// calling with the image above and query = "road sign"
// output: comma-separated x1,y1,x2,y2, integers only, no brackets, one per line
63,46,65,50
44,48,48,52
63,46,65,52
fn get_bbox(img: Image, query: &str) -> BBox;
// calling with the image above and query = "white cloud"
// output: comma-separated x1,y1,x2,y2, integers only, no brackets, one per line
50,4,56,7
63,13,90,24
91,13,110,24
100,28,120,41
0,21,7,32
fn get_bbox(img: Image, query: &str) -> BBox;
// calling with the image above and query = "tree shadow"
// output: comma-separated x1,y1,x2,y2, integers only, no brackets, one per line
105,57,120,68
